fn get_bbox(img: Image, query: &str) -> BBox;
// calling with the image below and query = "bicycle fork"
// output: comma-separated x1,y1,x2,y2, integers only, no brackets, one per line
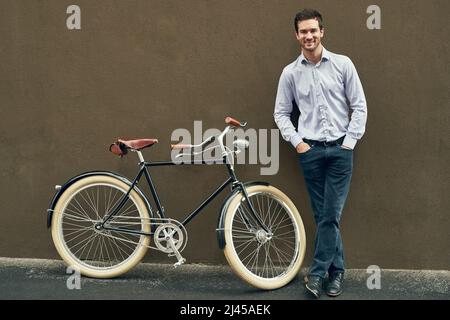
236,183,272,236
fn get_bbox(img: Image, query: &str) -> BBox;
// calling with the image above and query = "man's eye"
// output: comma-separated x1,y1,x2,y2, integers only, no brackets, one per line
300,30,317,34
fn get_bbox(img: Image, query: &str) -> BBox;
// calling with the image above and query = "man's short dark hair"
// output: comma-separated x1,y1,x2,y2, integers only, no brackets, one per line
294,9,324,33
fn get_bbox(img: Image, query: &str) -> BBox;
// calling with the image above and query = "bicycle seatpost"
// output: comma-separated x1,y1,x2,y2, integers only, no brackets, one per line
127,149,145,163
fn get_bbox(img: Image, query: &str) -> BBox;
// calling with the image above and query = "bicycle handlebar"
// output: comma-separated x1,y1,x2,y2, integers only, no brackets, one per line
225,116,247,127
171,136,216,150
171,117,246,161
171,144,192,150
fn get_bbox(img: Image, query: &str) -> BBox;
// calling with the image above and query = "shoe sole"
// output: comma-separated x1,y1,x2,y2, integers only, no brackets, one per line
305,284,320,299
326,290,342,297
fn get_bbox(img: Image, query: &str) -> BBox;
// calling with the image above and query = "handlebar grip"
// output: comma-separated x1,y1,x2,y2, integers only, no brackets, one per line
171,144,192,150
225,116,243,127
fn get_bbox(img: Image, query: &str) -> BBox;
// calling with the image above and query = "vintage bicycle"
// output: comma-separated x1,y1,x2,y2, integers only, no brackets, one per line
47,117,306,290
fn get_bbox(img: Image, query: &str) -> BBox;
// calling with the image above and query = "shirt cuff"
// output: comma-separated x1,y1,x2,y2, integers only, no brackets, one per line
290,134,304,149
342,136,357,149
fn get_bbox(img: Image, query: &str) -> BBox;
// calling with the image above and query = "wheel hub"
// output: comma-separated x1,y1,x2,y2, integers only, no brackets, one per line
94,222,103,230
256,230,272,243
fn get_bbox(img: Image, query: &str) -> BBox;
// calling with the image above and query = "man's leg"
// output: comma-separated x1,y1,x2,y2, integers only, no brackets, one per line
303,145,353,278
298,146,328,278
328,233,345,275
324,145,353,276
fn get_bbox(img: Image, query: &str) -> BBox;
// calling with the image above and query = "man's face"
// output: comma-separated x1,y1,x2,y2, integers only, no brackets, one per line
295,18,324,52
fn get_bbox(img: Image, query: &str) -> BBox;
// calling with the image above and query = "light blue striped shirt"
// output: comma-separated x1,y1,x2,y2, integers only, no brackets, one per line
274,47,367,150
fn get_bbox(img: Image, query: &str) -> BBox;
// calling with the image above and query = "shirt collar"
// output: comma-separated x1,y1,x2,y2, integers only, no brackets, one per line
298,47,331,65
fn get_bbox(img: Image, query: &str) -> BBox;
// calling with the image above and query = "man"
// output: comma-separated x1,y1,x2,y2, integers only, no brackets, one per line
274,9,367,298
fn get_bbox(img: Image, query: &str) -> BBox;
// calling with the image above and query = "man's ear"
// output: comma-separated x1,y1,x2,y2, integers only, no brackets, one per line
295,31,301,41
320,28,324,38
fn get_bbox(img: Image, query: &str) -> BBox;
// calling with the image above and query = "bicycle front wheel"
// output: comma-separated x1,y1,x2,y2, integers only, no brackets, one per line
51,175,151,278
223,184,306,290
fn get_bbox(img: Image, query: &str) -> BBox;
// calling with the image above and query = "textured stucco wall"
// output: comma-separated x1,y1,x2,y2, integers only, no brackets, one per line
0,0,448,269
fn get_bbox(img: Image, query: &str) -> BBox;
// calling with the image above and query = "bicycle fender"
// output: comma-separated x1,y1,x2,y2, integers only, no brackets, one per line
216,181,270,250
46,170,153,228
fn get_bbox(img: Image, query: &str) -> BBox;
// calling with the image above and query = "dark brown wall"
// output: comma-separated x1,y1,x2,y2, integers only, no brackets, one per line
0,0,448,269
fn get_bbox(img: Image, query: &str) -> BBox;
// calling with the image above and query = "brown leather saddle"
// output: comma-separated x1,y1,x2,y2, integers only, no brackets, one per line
109,138,158,157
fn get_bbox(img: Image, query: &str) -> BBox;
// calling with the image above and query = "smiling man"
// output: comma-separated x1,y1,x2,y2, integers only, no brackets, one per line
274,9,367,298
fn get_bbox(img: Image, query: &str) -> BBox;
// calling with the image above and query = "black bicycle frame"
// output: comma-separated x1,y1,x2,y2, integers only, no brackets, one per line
101,155,269,237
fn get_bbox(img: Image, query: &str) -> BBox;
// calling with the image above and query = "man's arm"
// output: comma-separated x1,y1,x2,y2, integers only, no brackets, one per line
342,58,368,149
274,70,303,149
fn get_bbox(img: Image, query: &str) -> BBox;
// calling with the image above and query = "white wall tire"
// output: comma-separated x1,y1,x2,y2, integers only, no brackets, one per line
51,175,150,278
223,185,306,290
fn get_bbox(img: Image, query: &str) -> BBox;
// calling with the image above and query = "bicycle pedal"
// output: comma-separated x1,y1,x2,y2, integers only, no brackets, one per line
173,258,186,268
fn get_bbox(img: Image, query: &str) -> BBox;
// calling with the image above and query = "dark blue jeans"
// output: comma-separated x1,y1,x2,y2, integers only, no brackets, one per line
298,139,353,278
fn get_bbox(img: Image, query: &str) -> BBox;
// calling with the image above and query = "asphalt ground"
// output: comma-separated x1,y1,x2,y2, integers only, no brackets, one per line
0,257,448,300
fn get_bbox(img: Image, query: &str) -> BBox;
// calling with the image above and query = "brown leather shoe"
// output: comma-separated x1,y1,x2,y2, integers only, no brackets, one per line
326,272,344,297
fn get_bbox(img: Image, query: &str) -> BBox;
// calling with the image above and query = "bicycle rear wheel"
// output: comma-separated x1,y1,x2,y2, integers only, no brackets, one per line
51,175,151,278
223,184,306,290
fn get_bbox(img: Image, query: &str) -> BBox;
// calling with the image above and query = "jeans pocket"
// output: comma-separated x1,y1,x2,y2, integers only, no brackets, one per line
299,145,314,156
